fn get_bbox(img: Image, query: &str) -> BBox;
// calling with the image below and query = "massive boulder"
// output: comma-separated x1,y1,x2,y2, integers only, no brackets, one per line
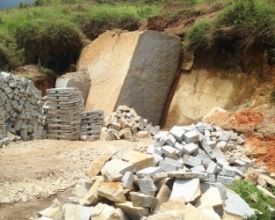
77,30,181,125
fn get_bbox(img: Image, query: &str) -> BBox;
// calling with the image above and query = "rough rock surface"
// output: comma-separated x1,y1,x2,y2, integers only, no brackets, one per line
77,30,181,125
162,69,257,127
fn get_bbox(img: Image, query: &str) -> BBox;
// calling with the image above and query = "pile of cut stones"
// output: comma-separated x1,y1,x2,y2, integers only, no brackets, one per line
0,71,45,146
44,88,84,141
100,105,159,142
35,122,275,220
80,110,104,141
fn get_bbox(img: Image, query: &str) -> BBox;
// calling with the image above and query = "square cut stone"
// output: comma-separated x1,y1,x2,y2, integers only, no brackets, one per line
184,130,200,143
165,157,184,168
170,126,185,142
182,143,198,155
182,155,202,167
161,145,177,158
159,160,179,172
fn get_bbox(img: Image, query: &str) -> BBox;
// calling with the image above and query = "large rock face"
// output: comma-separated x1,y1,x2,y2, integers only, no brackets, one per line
77,30,181,125
162,69,258,128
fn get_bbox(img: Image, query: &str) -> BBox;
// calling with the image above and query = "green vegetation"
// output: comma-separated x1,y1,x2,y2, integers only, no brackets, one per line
1,0,275,73
185,18,212,50
0,0,161,72
184,0,275,52
230,180,275,220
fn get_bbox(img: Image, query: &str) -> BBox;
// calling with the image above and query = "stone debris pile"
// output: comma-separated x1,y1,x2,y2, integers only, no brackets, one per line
80,110,104,141
0,71,44,146
100,105,159,142
34,123,275,220
45,88,84,141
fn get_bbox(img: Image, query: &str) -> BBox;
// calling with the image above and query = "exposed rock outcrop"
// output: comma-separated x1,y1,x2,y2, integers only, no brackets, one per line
77,30,181,125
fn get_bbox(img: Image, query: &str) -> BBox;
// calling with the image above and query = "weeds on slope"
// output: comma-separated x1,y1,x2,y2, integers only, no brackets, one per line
230,180,275,220
0,1,161,72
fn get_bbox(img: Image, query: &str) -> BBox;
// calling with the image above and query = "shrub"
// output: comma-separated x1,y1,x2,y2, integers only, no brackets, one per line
14,19,83,72
213,0,275,50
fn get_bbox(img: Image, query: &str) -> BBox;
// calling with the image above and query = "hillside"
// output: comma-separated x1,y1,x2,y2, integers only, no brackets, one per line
1,1,275,219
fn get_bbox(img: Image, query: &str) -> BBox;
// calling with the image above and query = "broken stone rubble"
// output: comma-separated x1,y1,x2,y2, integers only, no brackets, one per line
100,105,159,142
35,122,275,220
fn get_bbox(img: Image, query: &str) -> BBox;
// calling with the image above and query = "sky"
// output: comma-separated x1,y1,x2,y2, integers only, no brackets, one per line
0,0,35,9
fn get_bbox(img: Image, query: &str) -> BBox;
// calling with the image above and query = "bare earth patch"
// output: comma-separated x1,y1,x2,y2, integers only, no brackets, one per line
0,138,154,220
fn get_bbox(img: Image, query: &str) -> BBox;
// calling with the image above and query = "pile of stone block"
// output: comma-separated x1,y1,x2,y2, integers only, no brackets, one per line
45,88,84,141
100,105,159,142
0,71,44,146
80,110,104,141
36,122,275,220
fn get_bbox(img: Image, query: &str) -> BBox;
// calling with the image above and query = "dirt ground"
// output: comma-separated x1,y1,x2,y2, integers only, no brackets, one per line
0,138,154,220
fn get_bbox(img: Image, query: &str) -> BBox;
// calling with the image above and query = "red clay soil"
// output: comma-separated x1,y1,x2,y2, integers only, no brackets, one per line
256,136,275,173
204,109,264,132
234,110,264,126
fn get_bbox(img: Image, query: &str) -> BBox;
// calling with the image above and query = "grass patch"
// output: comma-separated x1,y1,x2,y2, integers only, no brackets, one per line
230,180,275,220
0,0,162,72
184,18,212,50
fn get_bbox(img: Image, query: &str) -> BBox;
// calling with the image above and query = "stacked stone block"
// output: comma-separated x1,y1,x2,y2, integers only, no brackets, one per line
80,110,104,141
0,71,44,144
46,88,83,140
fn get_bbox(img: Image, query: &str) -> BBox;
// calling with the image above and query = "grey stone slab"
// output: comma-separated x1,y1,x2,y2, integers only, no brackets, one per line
206,161,218,175
212,147,227,161
166,134,176,147
182,154,202,167
209,174,217,183
222,166,236,177
136,167,162,177
173,142,184,152
138,179,158,195
130,192,158,208
164,157,184,168
200,139,213,154
224,194,256,219
122,171,134,189
161,145,177,158
191,165,206,172
167,171,209,182
159,160,179,172
202,157,214,168
170,178,201,203
217,175,234,185
152,153,163,166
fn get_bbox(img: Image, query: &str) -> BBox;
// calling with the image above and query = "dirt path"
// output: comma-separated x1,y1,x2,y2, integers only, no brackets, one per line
0,138,154,220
